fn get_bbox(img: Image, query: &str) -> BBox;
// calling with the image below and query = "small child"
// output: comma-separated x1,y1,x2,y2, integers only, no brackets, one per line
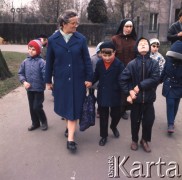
93,41,124,146
18,39,48,131
150,38,165,75
120,37,160,152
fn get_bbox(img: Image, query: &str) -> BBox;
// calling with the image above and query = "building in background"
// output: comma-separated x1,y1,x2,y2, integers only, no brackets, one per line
136,0,182,42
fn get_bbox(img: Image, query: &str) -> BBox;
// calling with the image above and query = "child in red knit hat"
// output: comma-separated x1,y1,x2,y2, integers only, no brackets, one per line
18,39,48,131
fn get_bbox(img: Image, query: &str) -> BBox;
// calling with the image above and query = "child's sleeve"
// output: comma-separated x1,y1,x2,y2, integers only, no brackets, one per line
40,60,46,81
18,61,26,84
92,61,100,85
119,65,132,96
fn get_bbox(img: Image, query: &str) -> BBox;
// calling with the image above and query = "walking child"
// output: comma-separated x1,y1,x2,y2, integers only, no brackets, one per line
120,37,160,152
18,39,48,131
93,41,124,146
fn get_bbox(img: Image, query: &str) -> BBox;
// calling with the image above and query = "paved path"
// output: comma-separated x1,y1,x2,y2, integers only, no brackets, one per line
0,45,182,180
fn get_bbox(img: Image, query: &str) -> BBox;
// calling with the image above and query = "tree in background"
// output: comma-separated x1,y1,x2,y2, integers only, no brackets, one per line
107,0,147,23
87,0,108,23
38,0,80,23
0,50,12,80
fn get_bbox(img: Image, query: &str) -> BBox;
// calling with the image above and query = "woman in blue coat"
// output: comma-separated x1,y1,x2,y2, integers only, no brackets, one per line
45,10,93,152
161,40,182,133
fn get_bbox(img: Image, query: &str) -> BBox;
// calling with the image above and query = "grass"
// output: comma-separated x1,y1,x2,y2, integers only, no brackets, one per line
0,51,27,98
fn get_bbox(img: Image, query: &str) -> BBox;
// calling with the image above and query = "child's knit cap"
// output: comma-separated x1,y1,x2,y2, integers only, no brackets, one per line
28,39,42,55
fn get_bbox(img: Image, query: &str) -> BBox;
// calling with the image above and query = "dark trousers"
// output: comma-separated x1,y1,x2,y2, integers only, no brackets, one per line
121,93,131,115
99,106,121,138
130,103,155,143
27,91,47,126
166,97,180,126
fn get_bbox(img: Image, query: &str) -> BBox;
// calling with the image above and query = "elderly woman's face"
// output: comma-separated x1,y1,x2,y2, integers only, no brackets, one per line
123,23,133,35
63,16,79,34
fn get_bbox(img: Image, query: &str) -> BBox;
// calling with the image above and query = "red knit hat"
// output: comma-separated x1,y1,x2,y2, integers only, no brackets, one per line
28,39,42,55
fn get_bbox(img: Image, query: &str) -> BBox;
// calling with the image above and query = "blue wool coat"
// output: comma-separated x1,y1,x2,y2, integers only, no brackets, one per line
45,31,93,120
161,57,182,98
93,58,124,107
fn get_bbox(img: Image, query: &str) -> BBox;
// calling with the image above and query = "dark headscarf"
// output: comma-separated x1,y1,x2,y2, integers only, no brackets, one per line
116,18,137,40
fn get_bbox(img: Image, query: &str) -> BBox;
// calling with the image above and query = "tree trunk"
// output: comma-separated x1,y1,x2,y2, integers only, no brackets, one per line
0,49,12,80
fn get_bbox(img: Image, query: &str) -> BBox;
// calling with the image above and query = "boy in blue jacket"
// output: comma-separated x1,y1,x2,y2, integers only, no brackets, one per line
120,37,160,152
18,39,48,131
93,41,124,146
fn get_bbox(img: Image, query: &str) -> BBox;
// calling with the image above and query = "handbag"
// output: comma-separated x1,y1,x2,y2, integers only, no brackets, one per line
79,89,96,131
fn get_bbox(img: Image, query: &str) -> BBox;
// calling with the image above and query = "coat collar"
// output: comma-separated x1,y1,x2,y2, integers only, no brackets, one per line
100,58,119,73
52,31,81,49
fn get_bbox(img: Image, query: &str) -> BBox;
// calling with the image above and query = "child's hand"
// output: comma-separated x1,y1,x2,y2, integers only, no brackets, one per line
85,81,92,88
127,96,133,104
23,81,31,89
46,83,53,90
129,90,137,99
134,85,139,94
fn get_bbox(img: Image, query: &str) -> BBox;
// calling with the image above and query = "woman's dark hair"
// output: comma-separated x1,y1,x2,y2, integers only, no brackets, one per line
57,9,78,27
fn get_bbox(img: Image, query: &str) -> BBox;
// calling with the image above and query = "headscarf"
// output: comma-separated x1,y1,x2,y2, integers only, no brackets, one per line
115,18,137,40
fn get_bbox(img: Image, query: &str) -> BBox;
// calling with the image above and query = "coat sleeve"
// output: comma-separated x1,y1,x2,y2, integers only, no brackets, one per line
45,38,55,83
167,23,182,43
81,37,93,82
18,60,26,83
92,61,100,85
40,60,46,82
119,64,132,96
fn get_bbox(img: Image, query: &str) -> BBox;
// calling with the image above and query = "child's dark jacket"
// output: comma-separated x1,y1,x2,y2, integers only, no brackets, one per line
119,38,160,103
93,58,124,107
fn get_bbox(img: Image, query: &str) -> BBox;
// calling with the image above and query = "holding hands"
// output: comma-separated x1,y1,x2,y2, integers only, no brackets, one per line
127,85,139,104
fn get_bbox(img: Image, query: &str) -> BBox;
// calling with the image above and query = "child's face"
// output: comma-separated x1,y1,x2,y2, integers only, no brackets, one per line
28,46,37,57
151,43,159,53
137,39,149,55
101,48,115,63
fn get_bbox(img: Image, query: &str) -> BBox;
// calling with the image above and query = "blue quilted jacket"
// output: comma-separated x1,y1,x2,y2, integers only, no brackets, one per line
18,56,46,92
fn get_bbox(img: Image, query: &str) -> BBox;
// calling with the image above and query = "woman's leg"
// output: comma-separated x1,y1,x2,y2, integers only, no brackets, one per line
67,120,77,141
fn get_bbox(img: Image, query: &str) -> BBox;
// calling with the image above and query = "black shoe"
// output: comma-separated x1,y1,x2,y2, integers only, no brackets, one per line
99,137,107,146
41,122,48,131
110,127,120,138
28,124,40,131
67,141,77,152
65,128,68,137
121,112,128,120
168,125,174,134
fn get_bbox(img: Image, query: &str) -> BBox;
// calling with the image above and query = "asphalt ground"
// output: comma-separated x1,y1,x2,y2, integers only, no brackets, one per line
0,45,182,180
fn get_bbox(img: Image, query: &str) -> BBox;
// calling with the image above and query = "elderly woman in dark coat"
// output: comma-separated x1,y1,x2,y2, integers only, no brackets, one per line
45,9,93,152
161,40,182,134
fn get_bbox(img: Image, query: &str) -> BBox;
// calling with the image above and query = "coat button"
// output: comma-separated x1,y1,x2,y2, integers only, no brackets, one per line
68,78,71,80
